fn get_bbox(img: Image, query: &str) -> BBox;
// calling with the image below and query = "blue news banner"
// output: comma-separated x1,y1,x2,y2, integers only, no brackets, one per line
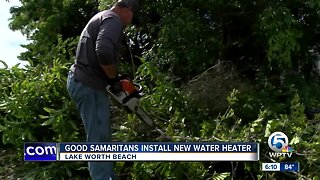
24,142,259,161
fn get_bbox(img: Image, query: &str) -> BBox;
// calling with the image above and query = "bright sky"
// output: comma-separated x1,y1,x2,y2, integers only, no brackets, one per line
0,0,29,68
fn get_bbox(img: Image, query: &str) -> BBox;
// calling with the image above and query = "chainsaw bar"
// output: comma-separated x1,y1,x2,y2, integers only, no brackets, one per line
134,105,156,128
106,86,170,140
133,107,171,140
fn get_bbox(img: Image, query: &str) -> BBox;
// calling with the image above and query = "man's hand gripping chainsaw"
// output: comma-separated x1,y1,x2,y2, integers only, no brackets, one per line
106,79,171,140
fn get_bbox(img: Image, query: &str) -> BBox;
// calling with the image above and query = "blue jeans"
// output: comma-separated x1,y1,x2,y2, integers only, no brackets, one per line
67,72,115,180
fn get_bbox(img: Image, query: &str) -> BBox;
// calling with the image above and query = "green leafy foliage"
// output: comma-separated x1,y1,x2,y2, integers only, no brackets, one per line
9,0,98,66
258,4,302,67
1,0,320,179
0,34,86,178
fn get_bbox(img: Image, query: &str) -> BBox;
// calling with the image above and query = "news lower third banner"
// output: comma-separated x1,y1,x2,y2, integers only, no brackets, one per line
24,142,260,161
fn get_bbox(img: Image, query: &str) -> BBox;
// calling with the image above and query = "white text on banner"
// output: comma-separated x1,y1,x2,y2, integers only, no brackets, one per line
59,152,258,161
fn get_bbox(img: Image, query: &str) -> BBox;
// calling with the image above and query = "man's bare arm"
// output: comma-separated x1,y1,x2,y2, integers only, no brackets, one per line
100,64,118,80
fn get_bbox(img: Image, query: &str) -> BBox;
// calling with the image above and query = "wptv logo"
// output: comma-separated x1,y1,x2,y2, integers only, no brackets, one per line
268,132,293,158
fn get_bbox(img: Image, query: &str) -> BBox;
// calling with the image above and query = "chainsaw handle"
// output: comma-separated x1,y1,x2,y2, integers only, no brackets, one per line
133,83,143,93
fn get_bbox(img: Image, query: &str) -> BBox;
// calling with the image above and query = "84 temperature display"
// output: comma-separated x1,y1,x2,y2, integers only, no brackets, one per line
280,162,299,172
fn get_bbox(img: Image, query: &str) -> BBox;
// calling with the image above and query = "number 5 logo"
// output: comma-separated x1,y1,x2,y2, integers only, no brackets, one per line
268,132,288,152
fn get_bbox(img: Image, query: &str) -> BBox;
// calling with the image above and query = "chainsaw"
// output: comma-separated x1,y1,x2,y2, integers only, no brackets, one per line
106,79,171,141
